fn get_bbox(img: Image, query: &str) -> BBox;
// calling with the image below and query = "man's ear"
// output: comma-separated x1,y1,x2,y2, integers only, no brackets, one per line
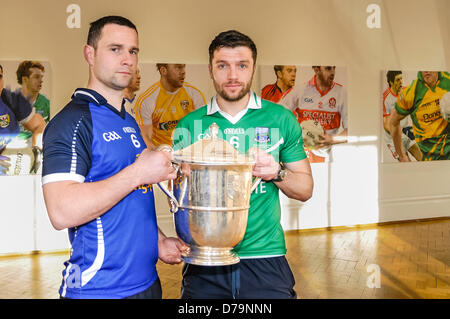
84,45,95,66
276,70,282,80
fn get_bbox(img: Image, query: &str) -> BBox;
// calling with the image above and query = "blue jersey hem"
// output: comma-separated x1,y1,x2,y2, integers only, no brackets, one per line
59,275,158,299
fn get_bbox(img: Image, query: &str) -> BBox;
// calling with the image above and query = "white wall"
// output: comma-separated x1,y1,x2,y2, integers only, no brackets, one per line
0,0,449,253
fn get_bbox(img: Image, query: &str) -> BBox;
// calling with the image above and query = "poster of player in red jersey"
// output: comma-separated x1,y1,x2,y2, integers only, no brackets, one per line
260,65,348,163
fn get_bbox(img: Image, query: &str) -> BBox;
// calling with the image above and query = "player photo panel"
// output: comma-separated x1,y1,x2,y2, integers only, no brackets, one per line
131,63,215,149
380,70,450,163
0,60,51,176
259,65,348,163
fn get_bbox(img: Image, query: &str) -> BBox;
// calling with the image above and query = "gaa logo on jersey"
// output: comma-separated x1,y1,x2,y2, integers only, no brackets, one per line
102,131,122,142
0,114,10,128
180,100,190,110
328,97,337,108
254,127,270,143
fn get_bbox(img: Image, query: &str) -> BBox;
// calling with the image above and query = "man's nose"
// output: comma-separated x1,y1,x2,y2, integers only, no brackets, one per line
228,65,239,80
122,52,135,66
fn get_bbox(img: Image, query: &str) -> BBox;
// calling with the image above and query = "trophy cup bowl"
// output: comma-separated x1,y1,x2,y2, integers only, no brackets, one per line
157,123,260,266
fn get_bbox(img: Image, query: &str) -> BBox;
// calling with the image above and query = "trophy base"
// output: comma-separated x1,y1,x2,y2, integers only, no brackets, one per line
182,246,240,266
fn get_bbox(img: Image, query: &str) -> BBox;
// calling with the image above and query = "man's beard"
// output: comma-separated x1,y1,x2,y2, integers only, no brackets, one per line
318,74,334,89
166,76,184,91
214,79,253,102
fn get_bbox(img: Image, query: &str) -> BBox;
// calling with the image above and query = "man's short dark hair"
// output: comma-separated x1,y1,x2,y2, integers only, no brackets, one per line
156,63,168,73
16,61,45,85
386,70,402,86
87,16,137,49
274,65,283,77
208,30,257,64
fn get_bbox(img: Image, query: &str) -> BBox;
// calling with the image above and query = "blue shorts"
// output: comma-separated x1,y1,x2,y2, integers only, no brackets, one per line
59,277,162,299
181,256,297,299
126,277,162,299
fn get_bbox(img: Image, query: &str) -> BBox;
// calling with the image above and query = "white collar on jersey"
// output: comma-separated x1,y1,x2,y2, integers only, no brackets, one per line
207,91,262,124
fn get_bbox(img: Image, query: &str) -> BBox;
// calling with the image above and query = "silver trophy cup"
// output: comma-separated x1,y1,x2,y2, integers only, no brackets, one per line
157,123,260,266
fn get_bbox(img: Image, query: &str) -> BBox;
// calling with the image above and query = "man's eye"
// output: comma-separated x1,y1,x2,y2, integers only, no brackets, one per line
239,64,247,69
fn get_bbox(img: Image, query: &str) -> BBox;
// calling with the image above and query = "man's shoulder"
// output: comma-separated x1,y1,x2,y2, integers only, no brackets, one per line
46,98,91,133
183,82,203,93
439,72,450,90
182,83,206,102
260,98,292,116
37,93,50,104
328,81,345,95
135,81,161,104
178,105,208,124
261,83,276,92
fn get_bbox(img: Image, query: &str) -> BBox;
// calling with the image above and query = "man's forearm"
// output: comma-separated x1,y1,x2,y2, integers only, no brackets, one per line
333,128,348,144
139,124,155,149
43,163,141,230
276,171,313,202
389,109,409,161
389,117,408,161
275,159,313,202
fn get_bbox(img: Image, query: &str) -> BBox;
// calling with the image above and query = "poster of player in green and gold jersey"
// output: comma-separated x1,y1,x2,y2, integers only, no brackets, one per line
383,70,450,162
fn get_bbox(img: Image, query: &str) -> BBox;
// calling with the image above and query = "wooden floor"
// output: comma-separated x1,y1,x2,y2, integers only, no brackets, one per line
0,218,449,299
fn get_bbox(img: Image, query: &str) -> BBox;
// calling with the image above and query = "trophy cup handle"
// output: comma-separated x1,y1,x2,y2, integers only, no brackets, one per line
250,177,262,193
157,180,179,213
155,144,180,213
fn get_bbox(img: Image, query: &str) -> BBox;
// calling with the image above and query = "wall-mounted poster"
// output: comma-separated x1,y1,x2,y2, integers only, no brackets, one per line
0,60,51,175
259,65,348,163
125,63,215,149
381,70,450,162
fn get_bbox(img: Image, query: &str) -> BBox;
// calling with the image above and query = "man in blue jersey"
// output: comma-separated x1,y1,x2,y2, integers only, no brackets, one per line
42,16,187,299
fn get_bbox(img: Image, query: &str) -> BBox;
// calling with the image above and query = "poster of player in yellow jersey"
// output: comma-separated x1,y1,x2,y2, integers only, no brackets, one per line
381,70,450,163
133,63,213,149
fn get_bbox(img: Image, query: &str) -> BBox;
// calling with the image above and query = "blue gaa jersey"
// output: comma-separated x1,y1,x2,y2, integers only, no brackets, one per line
42,89,158,299
0,88,34,148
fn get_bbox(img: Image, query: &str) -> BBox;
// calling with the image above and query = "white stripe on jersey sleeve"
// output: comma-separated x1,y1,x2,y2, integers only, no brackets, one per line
42,173,85,185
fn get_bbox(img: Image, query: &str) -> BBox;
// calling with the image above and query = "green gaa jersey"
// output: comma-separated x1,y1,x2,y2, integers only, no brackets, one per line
18,93,50,142
395,72,450,160
173,92,306,257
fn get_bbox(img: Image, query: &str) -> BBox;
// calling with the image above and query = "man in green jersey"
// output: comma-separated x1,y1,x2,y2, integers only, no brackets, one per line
16,61,50,146
389,71,450,161
173,30,313,299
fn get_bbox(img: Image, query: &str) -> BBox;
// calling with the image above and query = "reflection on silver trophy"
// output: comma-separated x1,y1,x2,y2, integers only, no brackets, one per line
157,123,260,266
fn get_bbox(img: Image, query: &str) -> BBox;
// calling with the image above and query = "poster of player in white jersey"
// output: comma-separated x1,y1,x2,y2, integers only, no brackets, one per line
259,65,348,163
